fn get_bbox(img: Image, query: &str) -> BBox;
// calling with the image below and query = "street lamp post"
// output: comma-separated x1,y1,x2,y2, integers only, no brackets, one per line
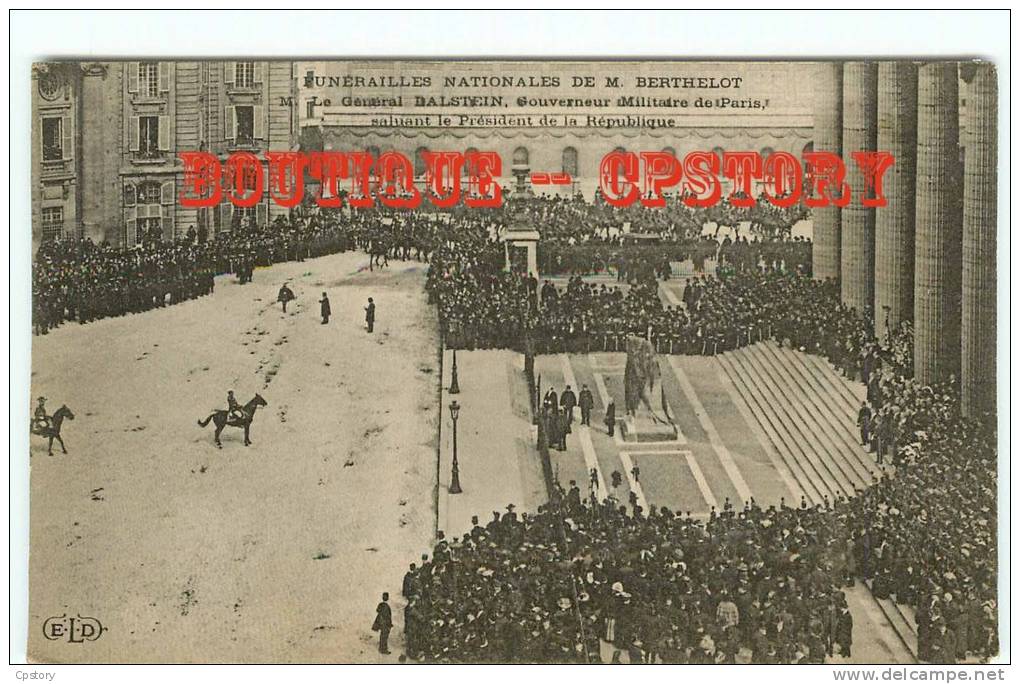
449,348,460,394
449,400,463,494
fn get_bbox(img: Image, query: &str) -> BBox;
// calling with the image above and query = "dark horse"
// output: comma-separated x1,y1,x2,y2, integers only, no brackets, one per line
197,393,267,448
31,405,75,455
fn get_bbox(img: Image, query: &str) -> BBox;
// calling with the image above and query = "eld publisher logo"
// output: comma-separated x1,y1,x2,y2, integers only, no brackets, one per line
42,614,104,643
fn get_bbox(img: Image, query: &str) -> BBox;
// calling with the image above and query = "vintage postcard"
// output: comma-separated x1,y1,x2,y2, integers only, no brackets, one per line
24,56,999,665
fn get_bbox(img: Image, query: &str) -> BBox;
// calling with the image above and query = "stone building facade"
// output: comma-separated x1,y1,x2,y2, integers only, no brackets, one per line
295,60,813,201
31,60,298,251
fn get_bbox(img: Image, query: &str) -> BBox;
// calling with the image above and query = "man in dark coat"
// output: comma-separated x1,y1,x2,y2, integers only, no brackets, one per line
402,563,417,600
835,599,853,657
543,387,558,414
277,283,295,312
578,384,594,426
404,596,421,660
365,297,376,333
319,292,331,324
372,592,393,654
604,399,616,437
560,385,577,423
857,402,871,448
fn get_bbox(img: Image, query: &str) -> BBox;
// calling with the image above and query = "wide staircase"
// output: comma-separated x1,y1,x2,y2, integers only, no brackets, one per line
717,342,921,662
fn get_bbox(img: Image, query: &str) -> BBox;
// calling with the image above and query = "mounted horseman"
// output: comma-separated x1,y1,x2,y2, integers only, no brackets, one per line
30,396,76,455
197,391,268,448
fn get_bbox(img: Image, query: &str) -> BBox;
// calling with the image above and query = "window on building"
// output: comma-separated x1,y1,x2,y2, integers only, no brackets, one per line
236,106,254,146
136,181,163,241
138,62,159,98
662,146,676,157
233,205,258,230
306,99,316,119
42,117,62,161
235,61,255,88
139,116,160,157
138,182,161,205
513,146,529,167
562,147,578,177
462,147,479,177
414,146,429,177
41,207,63,242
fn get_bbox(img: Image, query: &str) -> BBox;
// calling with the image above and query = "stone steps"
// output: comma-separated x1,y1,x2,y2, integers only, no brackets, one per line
717,351,846,503
716,352,825,506
759,344,880,485
744,344,871,493
866,579,920,660
728,347,859,498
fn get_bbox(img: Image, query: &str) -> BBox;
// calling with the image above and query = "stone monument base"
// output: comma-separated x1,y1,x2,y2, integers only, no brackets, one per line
619,414,679,442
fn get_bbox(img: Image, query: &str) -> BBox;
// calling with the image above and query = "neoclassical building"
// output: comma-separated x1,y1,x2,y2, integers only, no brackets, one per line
30,60,298,251
295,60,813,200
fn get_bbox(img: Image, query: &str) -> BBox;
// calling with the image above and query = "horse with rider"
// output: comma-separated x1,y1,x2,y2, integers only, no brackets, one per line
31,396,76,455
197,390,267,448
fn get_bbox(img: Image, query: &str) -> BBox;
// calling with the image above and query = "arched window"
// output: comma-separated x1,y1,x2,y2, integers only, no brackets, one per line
366,145,381,161
414,146,428,177
802,141,814,156
613,146,627,154
662,146,676,158
760,146,775,159
512,146,529,167
562,147,578,177
463,147,479,176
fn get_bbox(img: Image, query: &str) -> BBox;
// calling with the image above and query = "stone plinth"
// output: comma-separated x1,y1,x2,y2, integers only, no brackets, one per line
501,229,540,277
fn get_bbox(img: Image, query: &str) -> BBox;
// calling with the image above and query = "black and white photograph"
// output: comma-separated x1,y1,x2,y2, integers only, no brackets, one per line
8,9,1010,675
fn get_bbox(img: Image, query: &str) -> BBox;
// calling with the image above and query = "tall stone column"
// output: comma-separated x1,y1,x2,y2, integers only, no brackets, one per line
914,62,962,386
840,62,878,314
961,63,997,418
811,62,843,281
874,62,918,341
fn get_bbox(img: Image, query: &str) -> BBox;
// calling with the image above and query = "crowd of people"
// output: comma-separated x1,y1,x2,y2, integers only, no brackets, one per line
403,352,996,664
414,200,997,663
401,494,859,663
31,192,996,664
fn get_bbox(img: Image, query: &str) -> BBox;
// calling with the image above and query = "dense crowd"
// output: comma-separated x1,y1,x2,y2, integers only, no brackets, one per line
415,203,997,663
403,315,996,664
30,193,996,664
401,495,856,663
32,215,356,334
